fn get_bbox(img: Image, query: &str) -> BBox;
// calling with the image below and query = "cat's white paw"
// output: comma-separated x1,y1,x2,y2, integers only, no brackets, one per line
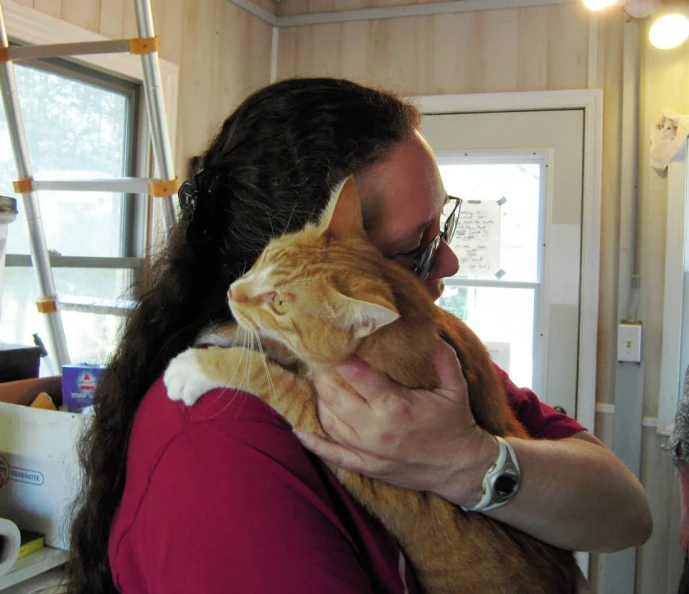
164,349,222,406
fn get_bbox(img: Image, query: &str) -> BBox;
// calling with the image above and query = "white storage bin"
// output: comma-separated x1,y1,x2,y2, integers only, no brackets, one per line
0,377,86,550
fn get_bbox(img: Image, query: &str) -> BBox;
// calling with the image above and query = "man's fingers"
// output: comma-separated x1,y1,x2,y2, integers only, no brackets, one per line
317,400,362,444
433,338,466,397
335,357,406,405
312,365,364,406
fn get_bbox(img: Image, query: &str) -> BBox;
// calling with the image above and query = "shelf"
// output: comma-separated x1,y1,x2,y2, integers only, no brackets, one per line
0,547,69,591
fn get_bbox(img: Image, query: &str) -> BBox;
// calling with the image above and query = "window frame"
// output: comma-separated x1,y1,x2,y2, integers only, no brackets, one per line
437,152,549,395
2,2,179,314
0,2,179,366
4,49,145,264
2,0,179,255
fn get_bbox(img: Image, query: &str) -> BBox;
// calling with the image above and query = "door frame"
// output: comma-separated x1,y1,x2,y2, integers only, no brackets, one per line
412,90,603,433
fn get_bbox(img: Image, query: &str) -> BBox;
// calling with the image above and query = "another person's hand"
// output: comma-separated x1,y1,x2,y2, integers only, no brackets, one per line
296,338,497,505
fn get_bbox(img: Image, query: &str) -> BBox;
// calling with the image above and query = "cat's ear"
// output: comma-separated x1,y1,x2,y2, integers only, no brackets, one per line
339,294,400,339
319,176,366,238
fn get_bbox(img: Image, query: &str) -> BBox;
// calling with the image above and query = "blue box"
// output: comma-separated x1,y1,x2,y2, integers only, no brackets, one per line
61,365,105,411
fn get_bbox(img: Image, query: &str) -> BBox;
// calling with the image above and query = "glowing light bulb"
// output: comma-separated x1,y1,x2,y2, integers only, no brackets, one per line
583,0,619,11
649,13,689,50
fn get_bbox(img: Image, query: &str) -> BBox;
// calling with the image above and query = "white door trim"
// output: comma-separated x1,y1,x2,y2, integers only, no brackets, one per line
413,90,603,434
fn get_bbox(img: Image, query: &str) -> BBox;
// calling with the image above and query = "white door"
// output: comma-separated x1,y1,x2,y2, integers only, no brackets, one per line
421,109,588,423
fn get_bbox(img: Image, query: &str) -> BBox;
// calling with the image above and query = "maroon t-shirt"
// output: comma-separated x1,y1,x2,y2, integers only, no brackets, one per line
109,366,584,594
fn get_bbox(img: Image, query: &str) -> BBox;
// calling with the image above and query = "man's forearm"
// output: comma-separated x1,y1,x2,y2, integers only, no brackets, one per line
442,432,652,552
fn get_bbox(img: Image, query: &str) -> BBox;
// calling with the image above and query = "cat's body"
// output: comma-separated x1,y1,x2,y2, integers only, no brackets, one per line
165,179,586,594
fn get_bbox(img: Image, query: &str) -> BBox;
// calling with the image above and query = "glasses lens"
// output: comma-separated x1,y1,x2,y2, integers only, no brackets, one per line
410,198,462,282
413,235,441,282
442,198,461,244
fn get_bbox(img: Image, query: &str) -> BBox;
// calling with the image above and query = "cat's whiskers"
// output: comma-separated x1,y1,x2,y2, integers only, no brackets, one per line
211,325,255,420
254,333,278,408
266,211,276,237
283,204,298,234
234,325,252,384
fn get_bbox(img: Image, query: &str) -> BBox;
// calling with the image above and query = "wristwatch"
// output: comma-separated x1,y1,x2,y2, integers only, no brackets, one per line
460,435,521,513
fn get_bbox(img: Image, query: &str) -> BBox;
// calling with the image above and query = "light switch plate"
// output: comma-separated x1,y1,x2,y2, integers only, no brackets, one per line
617,323,642,363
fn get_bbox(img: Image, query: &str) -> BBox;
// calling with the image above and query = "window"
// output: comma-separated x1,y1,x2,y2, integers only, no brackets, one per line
0,56,143,366
437,157,545,390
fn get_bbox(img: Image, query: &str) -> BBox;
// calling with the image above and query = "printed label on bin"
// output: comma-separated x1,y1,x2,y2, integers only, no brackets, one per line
0,456,7,489
0,455,44,487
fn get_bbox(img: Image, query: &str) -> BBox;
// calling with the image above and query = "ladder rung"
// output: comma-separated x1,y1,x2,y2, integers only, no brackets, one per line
5,40,131,62
7,254,144,269
34,178,154,193
58,295,137,317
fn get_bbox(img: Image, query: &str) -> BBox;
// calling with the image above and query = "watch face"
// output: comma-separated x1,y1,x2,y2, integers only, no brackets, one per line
494,473,518,497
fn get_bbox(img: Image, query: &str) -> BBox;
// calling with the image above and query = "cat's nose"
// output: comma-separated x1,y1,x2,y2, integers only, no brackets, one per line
228,284,245,303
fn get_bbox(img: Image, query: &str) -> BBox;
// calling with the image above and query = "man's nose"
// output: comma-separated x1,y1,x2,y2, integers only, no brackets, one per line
428,240,459,282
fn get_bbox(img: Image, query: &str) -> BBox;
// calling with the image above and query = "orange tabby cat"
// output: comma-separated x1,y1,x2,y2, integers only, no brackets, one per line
164,178,586,594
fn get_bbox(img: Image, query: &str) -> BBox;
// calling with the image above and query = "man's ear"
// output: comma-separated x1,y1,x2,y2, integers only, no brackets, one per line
318,176,366,238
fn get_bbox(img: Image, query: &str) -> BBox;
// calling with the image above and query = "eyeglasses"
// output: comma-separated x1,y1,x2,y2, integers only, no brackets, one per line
409,196,462,282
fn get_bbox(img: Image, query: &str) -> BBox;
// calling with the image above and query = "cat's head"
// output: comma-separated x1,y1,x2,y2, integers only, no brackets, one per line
227,178,401,367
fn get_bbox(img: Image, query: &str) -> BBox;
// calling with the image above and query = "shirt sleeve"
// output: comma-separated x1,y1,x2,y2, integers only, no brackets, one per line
493,364,587,439
131,420,379,594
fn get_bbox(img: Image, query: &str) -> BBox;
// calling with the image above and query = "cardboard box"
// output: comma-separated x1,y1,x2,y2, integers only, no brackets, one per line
0,376,86,550
61,364,104,411
0,376,62,407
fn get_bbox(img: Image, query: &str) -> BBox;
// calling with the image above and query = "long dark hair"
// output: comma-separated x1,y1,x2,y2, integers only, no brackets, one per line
67,77,419,593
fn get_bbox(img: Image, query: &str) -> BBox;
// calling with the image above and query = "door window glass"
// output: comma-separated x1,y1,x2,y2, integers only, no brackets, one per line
438,158,544,388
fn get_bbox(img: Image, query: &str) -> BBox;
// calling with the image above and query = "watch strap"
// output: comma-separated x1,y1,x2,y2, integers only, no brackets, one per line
460,435,521,513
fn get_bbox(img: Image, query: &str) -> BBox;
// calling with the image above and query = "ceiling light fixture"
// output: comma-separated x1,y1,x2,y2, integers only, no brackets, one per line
649,11,689,48
583,0,689,49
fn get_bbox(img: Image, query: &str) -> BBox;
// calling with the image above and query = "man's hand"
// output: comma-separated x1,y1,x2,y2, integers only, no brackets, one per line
295,338,496,504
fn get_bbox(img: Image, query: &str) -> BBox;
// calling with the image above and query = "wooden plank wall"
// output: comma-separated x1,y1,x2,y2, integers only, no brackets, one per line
277,4,590,94
12,0,689,591
12,0,274,178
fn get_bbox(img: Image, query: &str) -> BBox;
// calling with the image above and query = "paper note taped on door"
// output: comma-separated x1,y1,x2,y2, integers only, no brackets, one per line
450,200,502,277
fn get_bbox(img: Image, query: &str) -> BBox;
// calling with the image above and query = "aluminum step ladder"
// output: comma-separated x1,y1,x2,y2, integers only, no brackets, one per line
0,0,178,368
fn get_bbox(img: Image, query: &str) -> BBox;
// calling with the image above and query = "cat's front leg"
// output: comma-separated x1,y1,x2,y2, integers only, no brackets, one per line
165,348,228,406
166,346,320,434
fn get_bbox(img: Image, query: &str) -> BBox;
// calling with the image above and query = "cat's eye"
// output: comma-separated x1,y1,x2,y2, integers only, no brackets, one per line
271,292,289,314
